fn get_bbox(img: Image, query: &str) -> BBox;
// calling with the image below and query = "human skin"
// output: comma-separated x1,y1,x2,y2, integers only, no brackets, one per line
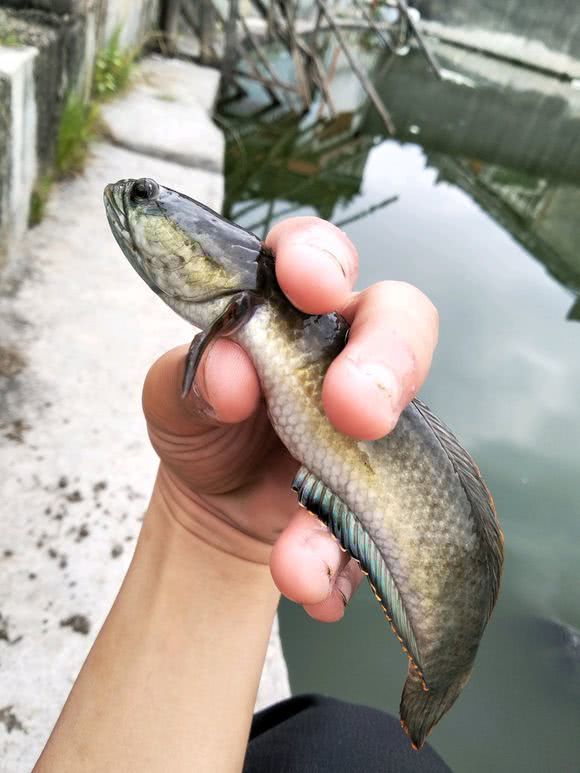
33,217,439,772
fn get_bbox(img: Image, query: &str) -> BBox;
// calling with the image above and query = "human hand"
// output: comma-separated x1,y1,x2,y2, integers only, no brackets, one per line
143,216,439,623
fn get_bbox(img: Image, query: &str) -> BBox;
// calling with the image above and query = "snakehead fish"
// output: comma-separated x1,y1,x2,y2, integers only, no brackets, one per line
104,177,504,749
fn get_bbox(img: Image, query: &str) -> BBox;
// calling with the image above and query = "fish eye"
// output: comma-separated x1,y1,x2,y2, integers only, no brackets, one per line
130,178,159,202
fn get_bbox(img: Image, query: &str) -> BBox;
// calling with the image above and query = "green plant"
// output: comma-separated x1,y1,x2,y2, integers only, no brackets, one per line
56,94,99,177
92,28,136,100
29,174,54,227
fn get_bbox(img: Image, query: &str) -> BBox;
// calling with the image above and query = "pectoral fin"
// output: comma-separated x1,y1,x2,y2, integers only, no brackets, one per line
291,466,422,672
181,291,259,398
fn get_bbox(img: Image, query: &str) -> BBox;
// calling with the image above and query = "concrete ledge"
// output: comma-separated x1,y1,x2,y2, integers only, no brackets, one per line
0,46,38,268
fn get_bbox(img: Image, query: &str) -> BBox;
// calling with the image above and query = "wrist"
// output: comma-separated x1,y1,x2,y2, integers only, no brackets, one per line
150,462,276,569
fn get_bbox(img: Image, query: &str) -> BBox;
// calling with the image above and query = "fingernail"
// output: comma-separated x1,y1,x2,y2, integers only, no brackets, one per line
313,245,347,279
335,575,354,607
189,383,217,420
295,242,348,283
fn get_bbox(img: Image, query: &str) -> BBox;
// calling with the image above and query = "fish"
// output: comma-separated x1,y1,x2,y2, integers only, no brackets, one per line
104,177,504,749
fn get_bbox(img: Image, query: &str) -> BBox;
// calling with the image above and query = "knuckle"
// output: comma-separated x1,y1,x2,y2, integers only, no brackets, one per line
371,281,439,337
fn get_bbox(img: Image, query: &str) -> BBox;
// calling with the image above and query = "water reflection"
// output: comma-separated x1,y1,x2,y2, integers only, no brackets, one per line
367,45,580,320
366,45,580,181
220,43,580,773
224,111,379,228
225,45,580,321
429,155,580,321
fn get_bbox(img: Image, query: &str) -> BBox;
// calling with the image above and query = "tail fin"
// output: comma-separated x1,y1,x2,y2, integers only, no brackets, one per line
400,669,466,750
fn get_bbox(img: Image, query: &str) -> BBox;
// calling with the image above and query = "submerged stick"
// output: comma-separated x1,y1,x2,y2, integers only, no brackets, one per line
334,194,399,228
352,0,395,52
317,0,396,134
395,0,443,80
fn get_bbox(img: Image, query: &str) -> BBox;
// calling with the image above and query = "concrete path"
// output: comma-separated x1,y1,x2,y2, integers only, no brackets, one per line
0,58,289,772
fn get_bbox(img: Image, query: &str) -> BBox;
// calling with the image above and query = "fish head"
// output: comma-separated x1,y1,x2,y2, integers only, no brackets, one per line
104,178,263,312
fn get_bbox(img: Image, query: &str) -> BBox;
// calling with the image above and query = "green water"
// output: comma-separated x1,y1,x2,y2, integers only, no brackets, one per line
220,47,580,773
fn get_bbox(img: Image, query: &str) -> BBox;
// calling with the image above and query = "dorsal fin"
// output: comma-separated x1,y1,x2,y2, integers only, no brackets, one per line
292,466,422,672
411,398,504,619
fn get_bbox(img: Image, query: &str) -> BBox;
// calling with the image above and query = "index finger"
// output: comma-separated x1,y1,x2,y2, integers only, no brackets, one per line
323,281,440,441
267,216,359,314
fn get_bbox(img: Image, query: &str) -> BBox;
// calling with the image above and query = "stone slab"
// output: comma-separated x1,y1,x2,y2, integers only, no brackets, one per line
139,54,221,114
0,142,289,770
101,55,224,173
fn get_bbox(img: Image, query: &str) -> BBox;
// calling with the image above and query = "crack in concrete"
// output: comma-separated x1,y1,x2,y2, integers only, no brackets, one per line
105,134,223,175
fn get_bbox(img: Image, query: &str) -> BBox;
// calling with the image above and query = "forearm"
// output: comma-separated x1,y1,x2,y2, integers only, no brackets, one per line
34,479,280,773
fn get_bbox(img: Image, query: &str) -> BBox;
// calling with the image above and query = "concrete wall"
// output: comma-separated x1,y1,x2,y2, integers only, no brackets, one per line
363,47,580,182
415,0,580,68
0,0,160,271
98,0,160,48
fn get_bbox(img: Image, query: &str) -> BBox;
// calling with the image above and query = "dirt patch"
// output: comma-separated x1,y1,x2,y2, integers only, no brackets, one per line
1,418,31,443
0,345,26,378
0,612,22,646
60,614,90,635
75,523,89,542
0,705,26,734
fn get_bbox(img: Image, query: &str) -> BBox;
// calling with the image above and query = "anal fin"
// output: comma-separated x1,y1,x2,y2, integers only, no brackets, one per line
291,466,422,673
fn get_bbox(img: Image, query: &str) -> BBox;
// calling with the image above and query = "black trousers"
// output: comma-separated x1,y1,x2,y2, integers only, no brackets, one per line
244,695,451,772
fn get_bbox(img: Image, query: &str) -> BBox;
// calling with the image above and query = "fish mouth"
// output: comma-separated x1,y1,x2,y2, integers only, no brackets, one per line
104,182,131,243
104,181,144,277
104,181,164,296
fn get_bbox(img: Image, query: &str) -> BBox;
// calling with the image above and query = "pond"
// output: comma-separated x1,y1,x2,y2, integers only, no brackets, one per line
219,44,580,773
